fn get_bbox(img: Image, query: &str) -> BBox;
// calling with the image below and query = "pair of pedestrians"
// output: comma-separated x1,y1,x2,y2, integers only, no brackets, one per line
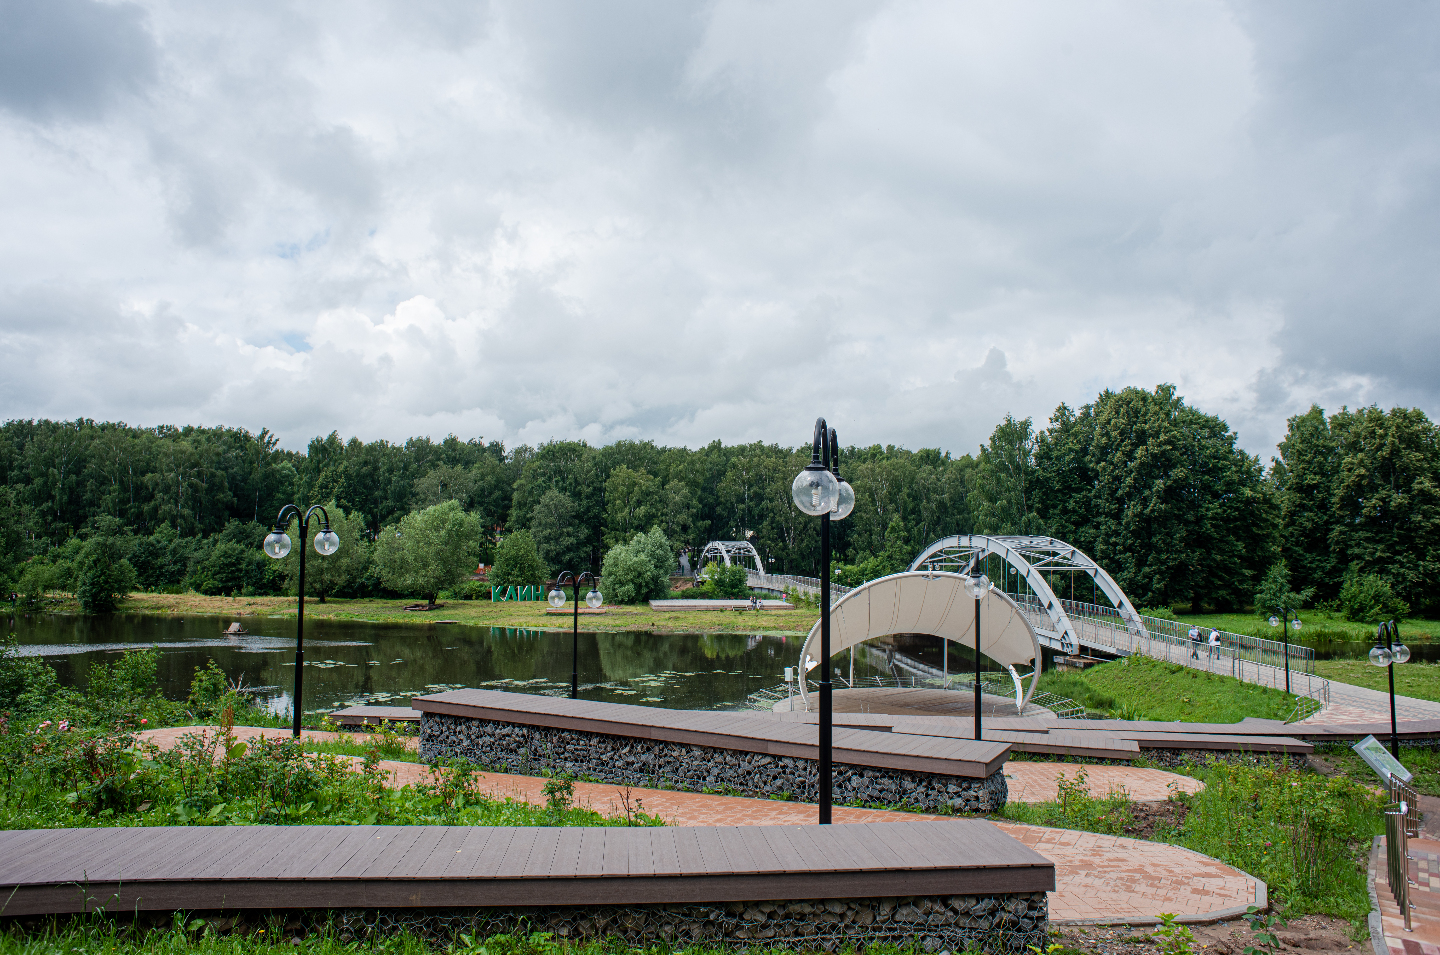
1189,625,1221,661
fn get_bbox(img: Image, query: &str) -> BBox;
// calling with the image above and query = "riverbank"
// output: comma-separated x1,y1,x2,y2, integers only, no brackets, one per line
41,592,820,637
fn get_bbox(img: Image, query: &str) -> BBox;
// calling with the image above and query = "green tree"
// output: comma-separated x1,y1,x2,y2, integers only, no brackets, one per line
74,536,138,612
1032,385,1275,610
600,528,672,604
1253,561,1314,616
489,529,549,589
279,504,372,602
1329,406,1440,615
1271,406,1342,600
973,415,1044,534
604,465,661,548
528,489,587,572
374,500,482,607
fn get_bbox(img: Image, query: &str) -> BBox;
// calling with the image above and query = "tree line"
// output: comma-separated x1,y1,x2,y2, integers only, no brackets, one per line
1,384,1435,615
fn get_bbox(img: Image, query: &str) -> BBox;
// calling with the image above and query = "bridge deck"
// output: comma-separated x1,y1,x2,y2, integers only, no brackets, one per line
0,821,1054,916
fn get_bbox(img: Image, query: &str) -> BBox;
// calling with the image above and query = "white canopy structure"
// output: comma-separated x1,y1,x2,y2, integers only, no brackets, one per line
796,571,1043,712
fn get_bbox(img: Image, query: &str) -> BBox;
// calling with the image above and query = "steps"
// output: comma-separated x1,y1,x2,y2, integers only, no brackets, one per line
1374,835,1440,953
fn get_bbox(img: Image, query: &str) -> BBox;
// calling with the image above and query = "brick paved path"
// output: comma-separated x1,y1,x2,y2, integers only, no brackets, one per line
1373,834,1440,955
136,727,1248,924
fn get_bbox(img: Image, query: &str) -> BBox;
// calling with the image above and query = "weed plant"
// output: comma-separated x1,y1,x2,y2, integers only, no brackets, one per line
0,717,661,829
998,759,1382,921
0,919,953,955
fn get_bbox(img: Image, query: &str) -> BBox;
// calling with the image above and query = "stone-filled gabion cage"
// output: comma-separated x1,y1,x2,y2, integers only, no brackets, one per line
313,892,1048,952
420,713,1008,813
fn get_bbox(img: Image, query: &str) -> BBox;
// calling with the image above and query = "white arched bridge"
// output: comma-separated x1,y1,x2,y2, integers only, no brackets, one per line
732,533,1327,718
907,535,1148,656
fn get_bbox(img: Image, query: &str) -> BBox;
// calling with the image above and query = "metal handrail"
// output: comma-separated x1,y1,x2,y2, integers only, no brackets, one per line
1385,798,1414,932
1391,777,1423,839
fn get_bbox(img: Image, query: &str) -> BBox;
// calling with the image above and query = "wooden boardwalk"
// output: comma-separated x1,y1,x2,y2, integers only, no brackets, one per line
0,821,1053,917
415,690,1011,778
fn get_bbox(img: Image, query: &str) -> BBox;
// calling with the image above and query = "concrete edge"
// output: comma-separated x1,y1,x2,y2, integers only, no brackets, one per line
1367,834,1387,955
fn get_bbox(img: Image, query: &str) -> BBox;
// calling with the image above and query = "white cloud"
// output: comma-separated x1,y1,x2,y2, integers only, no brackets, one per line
2,0,1438,461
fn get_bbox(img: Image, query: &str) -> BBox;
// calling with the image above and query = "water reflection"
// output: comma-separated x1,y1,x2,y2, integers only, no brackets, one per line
4,613,873,715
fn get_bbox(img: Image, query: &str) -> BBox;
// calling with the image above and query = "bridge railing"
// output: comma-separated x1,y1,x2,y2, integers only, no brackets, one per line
1011,593,1329,719
747,571,852,605
1013,593,1316,674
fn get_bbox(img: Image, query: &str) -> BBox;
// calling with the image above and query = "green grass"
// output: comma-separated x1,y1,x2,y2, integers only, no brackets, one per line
1311,659,1440,703
0,920,890,955
1314,741,1440,796
997,758,1384,922
1042,655,1302,722
51,591,818,638
302,736,422,763
1179,609,1440,645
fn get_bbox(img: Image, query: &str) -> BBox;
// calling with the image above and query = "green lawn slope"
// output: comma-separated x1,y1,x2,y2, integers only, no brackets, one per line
1042,655,1301,723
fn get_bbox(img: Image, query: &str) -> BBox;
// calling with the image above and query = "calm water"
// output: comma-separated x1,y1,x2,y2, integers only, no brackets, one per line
3,612,896,717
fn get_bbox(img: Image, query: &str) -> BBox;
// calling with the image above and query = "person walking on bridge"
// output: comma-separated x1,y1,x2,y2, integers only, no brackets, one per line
1207,629,1221,664
1189,625,1201,659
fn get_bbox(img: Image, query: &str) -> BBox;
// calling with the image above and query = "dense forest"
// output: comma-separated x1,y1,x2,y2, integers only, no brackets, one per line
1,384,1436,615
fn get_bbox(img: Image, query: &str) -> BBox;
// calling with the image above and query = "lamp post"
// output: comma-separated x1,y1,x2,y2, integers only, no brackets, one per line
790,419,853,824
262,504,339,737
1267,606,1302,695
549,572,602,699
969,573,991,740
1370,620,1411,759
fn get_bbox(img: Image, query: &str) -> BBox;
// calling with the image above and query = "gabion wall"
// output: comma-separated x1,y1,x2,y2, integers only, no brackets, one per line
318,893,1049,952
420,713,1008,813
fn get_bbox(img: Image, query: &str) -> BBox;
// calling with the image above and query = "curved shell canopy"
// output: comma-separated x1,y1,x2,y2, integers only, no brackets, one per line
797,572,1042,707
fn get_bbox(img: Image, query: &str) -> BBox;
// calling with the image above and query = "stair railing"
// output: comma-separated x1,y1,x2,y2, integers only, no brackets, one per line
1385,796,1414,933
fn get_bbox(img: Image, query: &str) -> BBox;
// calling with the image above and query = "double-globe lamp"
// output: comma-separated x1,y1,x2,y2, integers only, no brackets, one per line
967,573,991,740
790,419,854,825
262,504,339,737
1267,609,1303,694
548,576,604,699
1369,620,1411,758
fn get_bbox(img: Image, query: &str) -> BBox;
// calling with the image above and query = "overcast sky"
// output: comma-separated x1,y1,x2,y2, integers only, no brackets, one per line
2,0,1436,460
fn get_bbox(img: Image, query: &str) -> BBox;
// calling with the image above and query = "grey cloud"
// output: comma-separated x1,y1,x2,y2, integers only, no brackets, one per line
0,0,157,121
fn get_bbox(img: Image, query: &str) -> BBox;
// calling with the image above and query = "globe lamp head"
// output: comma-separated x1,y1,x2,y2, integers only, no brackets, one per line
547,588,566,609
1370,645,1393,667
1268,615,1279,628
1393,643,1411,665
314,529,339,556
832,479,855,521
1290,618,1302,631
586,589,603,609
790,466,839,516
263,532,292,560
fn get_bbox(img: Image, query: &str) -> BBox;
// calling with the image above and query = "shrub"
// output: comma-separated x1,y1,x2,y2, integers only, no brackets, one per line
489,528,548,589
601,540,665,604
188,540,256,596
0,635,60,720
1338,571,1409,624
75,536,138,612
698,562,750,598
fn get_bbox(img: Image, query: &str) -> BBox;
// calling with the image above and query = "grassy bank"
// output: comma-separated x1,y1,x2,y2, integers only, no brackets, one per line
1311,659,1440,703
1042,655,1302,722
42,592,819,637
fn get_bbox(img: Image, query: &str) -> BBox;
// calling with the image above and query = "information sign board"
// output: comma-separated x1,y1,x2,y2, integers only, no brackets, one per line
1353,734,1413,783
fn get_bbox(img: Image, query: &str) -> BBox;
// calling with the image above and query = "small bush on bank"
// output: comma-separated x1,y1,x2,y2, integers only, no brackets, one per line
696,563,749,599
1337,571,1409,624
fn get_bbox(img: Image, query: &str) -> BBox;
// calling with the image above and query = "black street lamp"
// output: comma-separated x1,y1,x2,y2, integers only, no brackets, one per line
262,504,339,737
1268,606,1303,695
549,572,602,699
1370,620,1411,759
969,573,991,740
790,419,854,824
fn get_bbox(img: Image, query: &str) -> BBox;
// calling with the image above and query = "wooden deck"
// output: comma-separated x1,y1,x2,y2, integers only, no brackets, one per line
770,711,1314,756
414,690,1011,779
332,705,421,726
0,821,1054,916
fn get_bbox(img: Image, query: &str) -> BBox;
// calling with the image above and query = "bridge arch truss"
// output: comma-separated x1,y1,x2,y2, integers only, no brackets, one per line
907,535,1148,655
698,540,766,574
